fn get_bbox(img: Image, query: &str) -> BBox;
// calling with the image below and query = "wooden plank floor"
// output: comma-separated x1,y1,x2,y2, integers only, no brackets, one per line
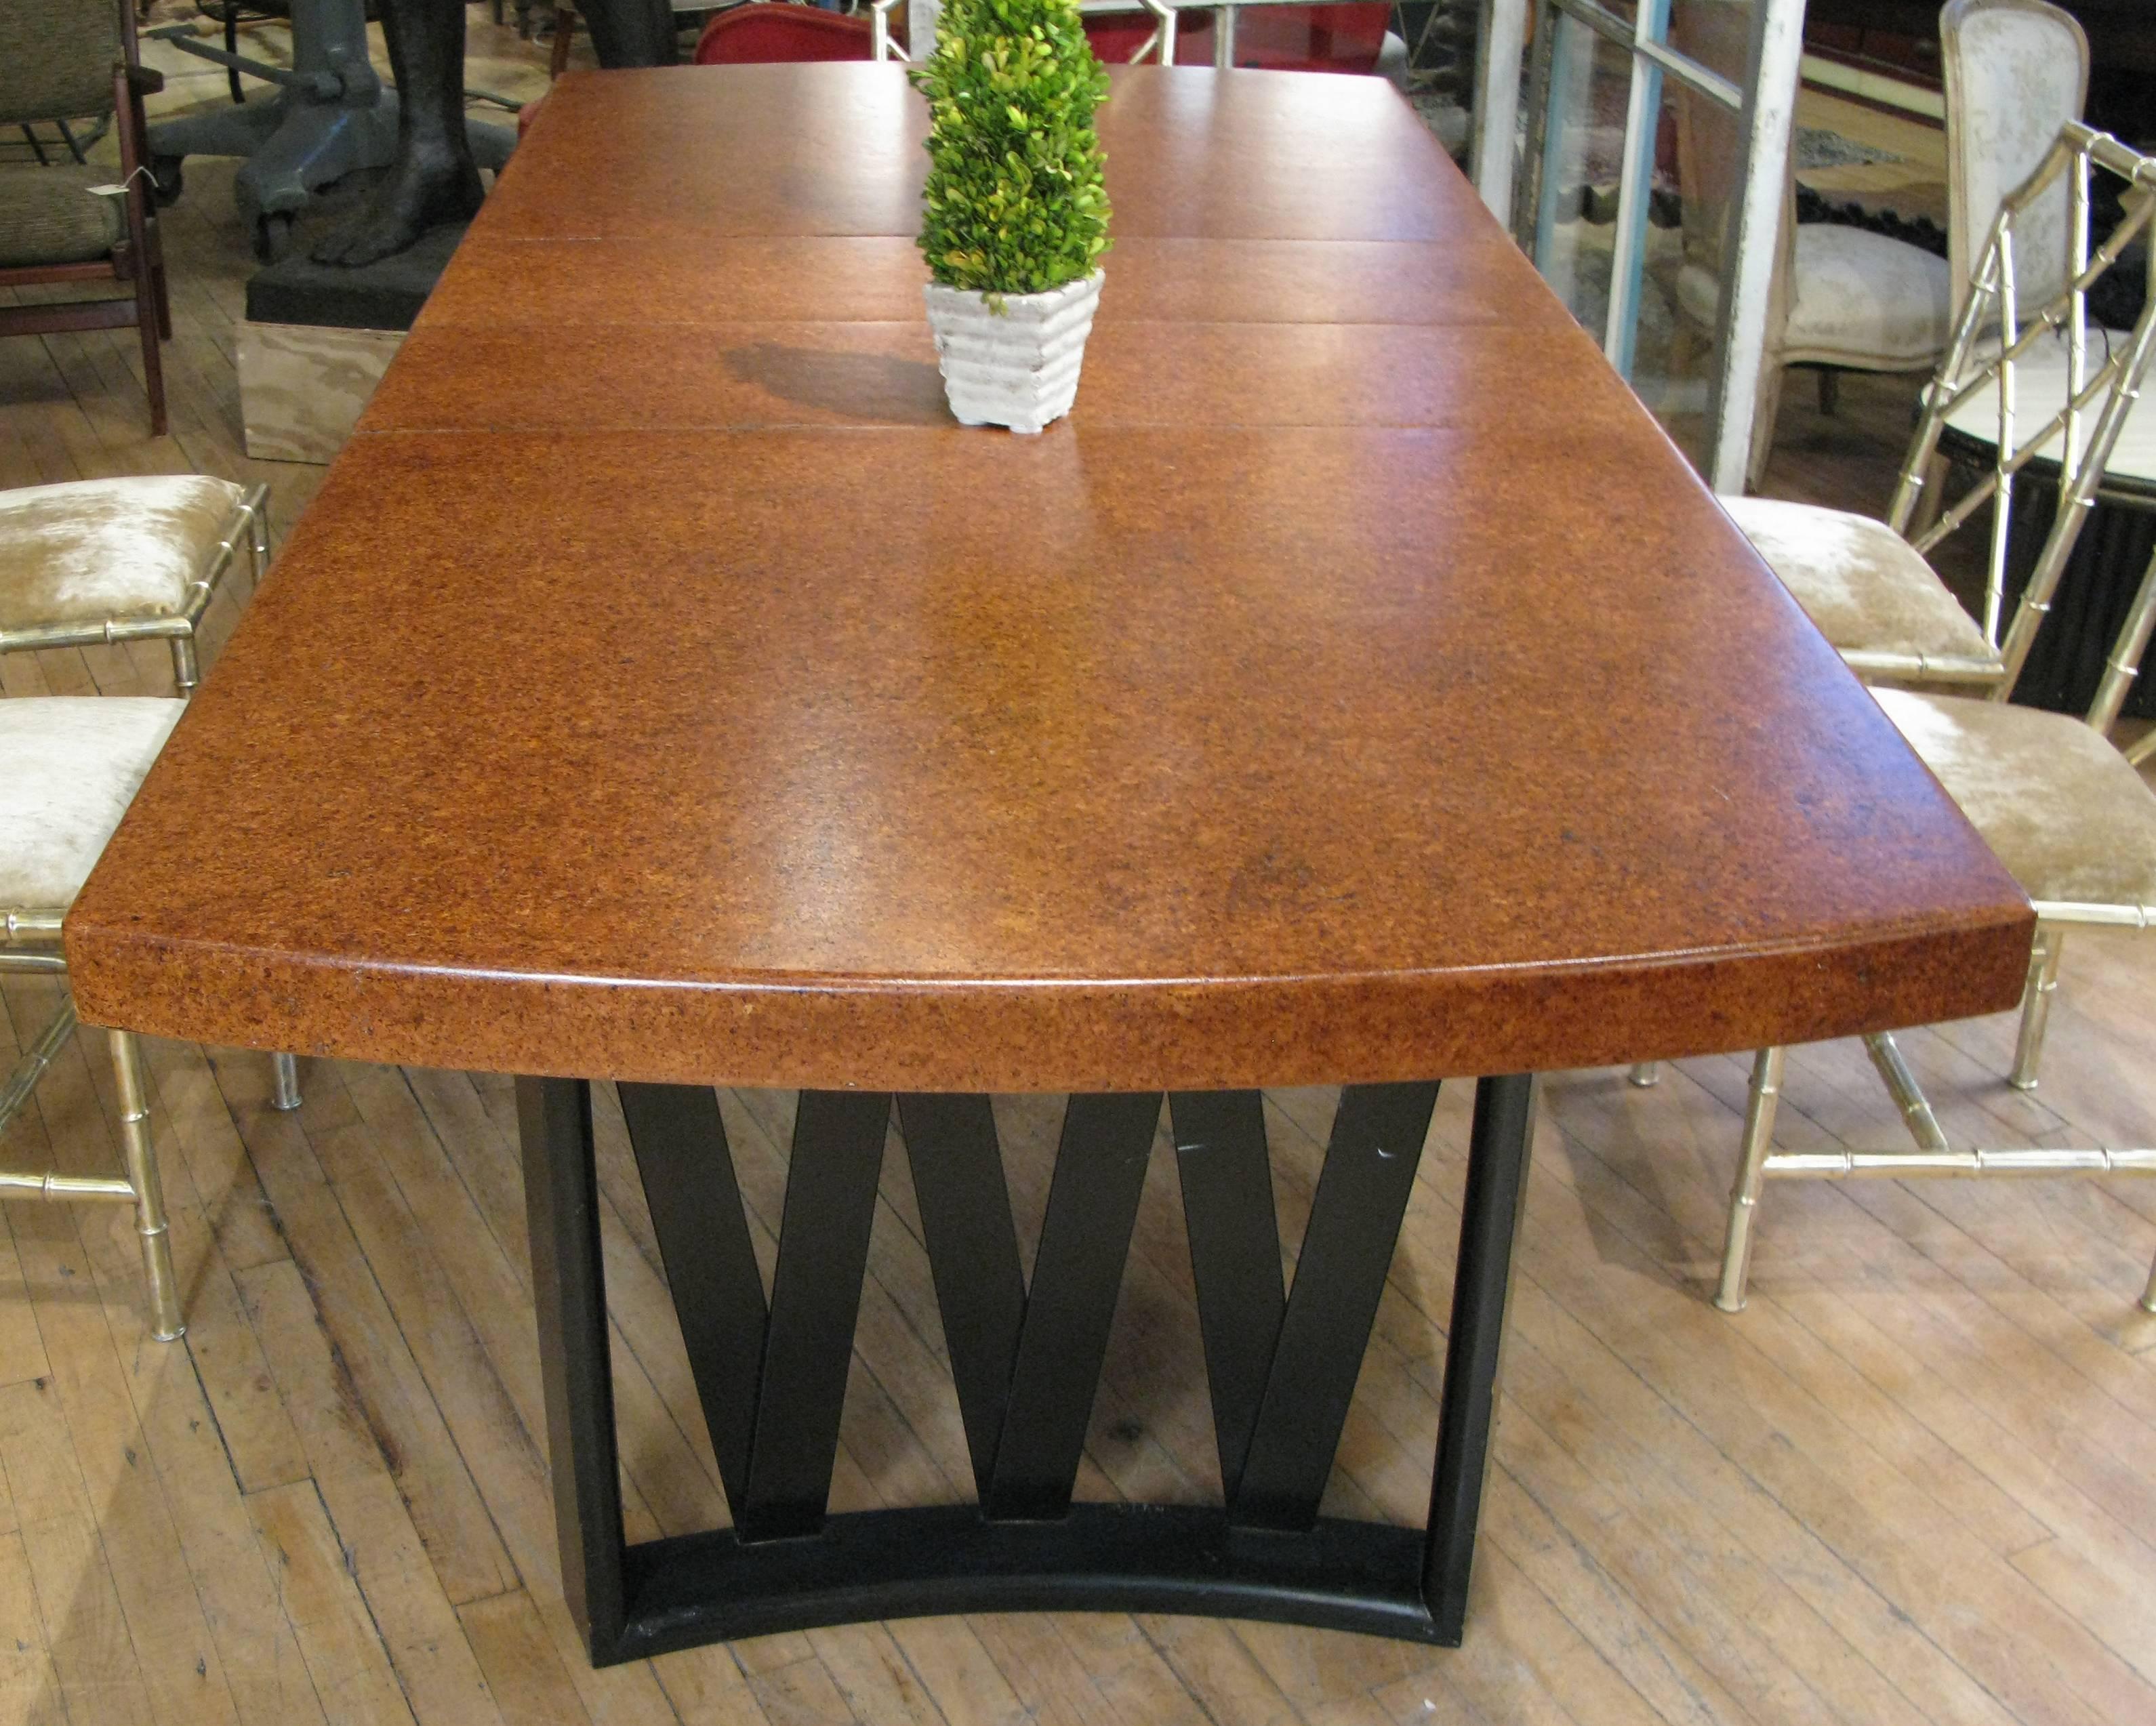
6,24,2156,1726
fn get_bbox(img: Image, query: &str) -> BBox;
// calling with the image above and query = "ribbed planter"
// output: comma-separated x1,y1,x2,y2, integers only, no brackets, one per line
922,271,1103,434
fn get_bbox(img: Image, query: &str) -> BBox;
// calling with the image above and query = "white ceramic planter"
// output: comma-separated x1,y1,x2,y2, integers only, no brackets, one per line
922,271,1103,434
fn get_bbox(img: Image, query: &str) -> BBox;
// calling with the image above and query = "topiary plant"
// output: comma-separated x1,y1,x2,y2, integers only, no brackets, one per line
911,0,1112,299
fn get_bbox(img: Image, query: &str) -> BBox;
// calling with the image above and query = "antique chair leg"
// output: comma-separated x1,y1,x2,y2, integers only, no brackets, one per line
271,1052,302,1111
110,1029,184,1341
1627,1063,1660,1087
1715,1046,1785,1313
2009,927,2063,1092
2142,1250,2156,1316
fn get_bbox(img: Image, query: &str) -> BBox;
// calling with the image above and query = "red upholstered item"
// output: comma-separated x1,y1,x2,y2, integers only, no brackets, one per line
693,2,879,62
1080,3,1388,73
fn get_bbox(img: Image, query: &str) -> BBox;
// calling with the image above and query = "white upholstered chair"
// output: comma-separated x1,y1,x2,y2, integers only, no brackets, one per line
0,475,270,697
2,697,189,1338
1943,0,2090,327
1669,0,1953,490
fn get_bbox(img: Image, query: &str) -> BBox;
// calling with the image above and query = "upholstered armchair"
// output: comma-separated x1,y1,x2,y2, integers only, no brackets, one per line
1669,0,1953,490
0,0,172,436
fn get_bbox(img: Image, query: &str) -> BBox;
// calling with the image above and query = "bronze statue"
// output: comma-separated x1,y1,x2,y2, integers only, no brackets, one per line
314,0,677,265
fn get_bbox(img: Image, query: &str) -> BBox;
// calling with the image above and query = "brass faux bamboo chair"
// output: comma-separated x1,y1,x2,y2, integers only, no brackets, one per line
3,697,190,1338
1668,124,2156,1316
1716,121,2156,697
0,475,270,699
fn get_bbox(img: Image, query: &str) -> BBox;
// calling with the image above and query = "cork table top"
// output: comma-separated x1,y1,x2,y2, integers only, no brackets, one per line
66,65,2033,1092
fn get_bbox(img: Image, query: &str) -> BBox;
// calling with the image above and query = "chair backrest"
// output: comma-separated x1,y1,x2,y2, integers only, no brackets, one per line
1943,0,2090,321
0,0,123,128
693,3,876,63
1890,121,2156,711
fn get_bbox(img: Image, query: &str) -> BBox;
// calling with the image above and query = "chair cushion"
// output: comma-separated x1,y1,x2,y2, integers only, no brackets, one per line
0,475,248,629
1723,496,1997,667
0,3,121,127
1783,226,1953,368
1874,689,2156,912
0,164,125,268
0,697,182,913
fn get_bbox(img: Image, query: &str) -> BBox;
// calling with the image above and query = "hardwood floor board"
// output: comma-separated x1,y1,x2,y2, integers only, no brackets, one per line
141,1037,289,1274
1492,1311,1947,1726
0,1372,165,1726
70,1208,325,1726
0,1527,67,1726
245,1481,416,1726
1824,1177,2156,1448
1501,1144,2153,1726
1339,1323,1760,1726
1132,1614,1303,1726
961,1613,1128,1726
0,1214,52,1393
2,1199,245,1726
747,1653,863,1726
301,1079,551,1550
1042,1613,1217,1726
1552,1067,2116,1561
20,1502,160,1726
457,1591,601,1726
222,1084,518,1606
836,1620,1000,1726
239,1259,505,1726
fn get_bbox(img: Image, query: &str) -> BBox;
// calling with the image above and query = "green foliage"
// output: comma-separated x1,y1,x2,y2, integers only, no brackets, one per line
912,0,1111,296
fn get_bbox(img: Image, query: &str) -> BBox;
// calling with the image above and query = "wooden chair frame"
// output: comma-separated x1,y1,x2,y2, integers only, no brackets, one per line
0,7,172,436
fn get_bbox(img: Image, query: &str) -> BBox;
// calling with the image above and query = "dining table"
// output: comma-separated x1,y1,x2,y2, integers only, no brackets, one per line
65,62,2033,1664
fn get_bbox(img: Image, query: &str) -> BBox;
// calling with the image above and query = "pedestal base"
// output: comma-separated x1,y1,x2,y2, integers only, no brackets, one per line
518,1074,1539,1664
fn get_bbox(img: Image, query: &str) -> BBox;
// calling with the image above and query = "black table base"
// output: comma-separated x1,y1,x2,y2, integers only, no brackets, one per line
518,1071,1537,1665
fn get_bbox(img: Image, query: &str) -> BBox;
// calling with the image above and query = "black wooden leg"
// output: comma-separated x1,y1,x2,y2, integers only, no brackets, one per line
1235,1083,1440,1530
1168,1090,1285,1502
619,1082,766,1509
1423,1073,1538,1641
530,1075,1532,1663
518,1077,627,1656
739,1092,891,1540
984,1092,1160,1520
898,1094,1027,1498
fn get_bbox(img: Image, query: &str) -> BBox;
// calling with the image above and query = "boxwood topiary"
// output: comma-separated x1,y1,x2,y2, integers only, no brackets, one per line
912,0,1112,298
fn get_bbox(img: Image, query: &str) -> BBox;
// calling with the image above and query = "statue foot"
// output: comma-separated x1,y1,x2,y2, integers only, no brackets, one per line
311,153,485,268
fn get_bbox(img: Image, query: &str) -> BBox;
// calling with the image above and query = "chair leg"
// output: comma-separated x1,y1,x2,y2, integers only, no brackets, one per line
2009,928,2063,1092
170,633,200,697
271,1052,302,1111
1715,1046,1784,1313
550,5,577,78
110,1029,184,1341
1627,1063,1660,1087
134,281,167,437
1816,367,1839,416
2142,1250,2156,1316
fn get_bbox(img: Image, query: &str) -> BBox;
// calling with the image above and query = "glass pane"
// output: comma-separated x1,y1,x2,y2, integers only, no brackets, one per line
1528,13,1636,345
1625,0,1758,469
